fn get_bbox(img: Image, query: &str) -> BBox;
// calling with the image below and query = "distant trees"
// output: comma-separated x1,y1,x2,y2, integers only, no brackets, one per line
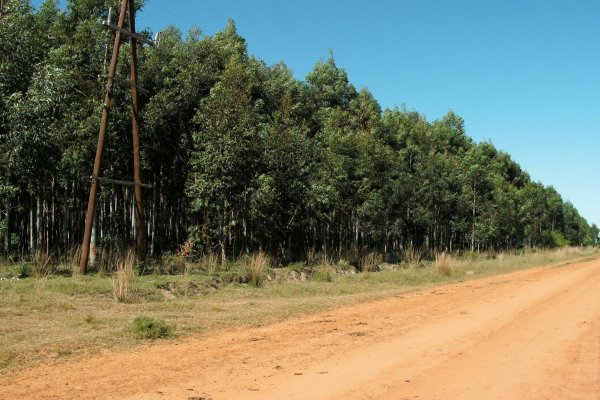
0,1,597,264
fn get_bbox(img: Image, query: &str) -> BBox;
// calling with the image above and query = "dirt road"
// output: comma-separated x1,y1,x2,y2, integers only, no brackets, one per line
2,258,600,399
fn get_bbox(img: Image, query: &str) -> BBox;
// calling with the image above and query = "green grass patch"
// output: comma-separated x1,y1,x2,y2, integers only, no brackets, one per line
131,316,173,340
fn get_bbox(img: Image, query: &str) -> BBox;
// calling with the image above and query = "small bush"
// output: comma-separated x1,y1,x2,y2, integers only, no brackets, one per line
434,252,453,276
337,259,351,270
314,268,333,282
160,252,185,275
541,231,570,248
132,315,172,340
15,263,32,278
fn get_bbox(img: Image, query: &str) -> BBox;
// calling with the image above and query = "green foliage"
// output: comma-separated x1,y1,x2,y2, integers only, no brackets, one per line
0,4,594,264
131,316,172,340
14,263,33,279
314,268,333,282
541,231,569,248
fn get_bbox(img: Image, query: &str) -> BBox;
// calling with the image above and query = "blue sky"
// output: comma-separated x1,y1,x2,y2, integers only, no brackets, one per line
34,0,600,226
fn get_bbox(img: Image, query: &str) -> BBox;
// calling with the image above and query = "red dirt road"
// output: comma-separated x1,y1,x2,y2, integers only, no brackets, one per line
2,258,600,399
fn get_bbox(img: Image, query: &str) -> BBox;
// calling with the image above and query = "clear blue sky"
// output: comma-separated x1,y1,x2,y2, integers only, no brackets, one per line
35,0,600,227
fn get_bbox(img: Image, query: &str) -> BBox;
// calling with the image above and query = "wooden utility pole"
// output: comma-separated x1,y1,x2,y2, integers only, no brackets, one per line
80,0,152,273
128,0,146,262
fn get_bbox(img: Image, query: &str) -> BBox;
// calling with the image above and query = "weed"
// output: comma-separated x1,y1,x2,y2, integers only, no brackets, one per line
132,315,172,340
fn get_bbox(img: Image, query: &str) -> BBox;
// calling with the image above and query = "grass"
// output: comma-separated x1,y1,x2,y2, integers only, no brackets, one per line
112,251,135,302
131,316,172,339
434,252,453,276
0,246,597,373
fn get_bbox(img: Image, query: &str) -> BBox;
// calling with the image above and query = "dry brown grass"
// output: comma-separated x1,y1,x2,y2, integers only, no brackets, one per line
203,251,219,275
497,252,506,267
112,251,136,302
249,251,270,287
32,250,54,278
361,253,381,273
434,252,454,276
403,245,426,265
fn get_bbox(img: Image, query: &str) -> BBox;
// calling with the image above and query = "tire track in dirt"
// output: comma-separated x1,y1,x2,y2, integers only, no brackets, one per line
1,258,599,400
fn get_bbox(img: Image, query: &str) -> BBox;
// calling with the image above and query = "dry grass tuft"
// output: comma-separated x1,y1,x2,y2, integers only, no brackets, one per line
249,251,270,287
113,251,136,302
361,253,381,273
32,250,54,278
306,248,318,266
434,252,453,276
497,252,506,267
403,245,426,265
204,251,219,275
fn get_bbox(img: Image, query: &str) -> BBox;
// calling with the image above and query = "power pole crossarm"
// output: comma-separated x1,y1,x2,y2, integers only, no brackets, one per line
102,21,156,47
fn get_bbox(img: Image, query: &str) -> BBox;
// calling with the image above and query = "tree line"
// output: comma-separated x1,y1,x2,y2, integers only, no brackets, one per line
1,0,598,266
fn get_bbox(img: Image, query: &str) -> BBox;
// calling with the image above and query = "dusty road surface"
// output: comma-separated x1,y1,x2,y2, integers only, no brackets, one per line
2,258,600,400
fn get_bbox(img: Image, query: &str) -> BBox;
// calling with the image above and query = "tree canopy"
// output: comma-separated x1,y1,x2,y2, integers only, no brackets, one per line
1,1,597,263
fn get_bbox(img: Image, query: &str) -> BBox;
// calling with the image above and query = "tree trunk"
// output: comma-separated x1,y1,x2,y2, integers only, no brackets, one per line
62,181,68,248
36,194,42,252
29,197,34,253
150,175,157,256
89,204,97,270
3,199,10,256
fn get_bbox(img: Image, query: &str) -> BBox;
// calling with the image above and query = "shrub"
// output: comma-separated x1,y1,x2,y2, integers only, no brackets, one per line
132,315,172,339
160,252,186,275
541,230,570,248
15,263,32,279
314,268,333,282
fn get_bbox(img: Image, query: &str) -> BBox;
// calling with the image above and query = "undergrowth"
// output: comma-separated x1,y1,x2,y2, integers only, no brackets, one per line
0,246,597,372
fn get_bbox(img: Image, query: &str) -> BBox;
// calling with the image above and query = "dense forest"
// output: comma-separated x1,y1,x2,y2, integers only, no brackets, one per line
1,0,598,266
